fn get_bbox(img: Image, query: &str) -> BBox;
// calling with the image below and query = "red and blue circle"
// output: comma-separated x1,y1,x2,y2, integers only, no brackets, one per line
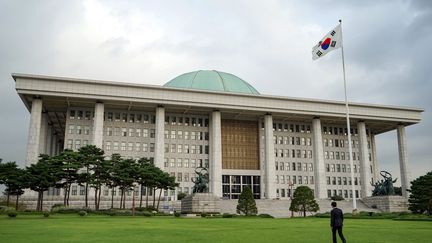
321,38,331,50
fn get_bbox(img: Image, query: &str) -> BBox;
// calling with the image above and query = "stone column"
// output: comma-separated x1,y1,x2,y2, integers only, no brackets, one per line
264,114,276,199
26,98,43,166
51,133,58,156
46,124,53,156
93,102,104,148
358,121,372,197
154,106,165,169
371,134,380,183
210,110,222,197
312,118,327,198
397,125,411,198
38,113,48,155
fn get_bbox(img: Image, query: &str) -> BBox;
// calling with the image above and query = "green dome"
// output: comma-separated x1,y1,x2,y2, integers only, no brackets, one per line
163,70,260,95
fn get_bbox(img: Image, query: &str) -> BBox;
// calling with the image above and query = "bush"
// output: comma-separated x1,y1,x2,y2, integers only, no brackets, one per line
43,212,50,218
0,206,16,215
8,211,17,218
51,203,64,211
201,213,207,218
258,214,274,218
331,195,344,201
174,212,181,217
142,211,152,217
78,211,87,217
222,213,234,218
177,192,187,201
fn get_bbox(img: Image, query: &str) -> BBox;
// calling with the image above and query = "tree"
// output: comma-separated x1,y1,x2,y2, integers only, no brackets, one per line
0,161,28,209
408,171,432,215
55,150,81,206
135,157,154,208
27,155,62,211
236,186,258,216
289,186,319,217
112,157,137,209
78,145,105,208
105,154,121,209
155,170,178,210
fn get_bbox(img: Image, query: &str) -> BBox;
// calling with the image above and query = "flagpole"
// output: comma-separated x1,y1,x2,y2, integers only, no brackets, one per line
339,19,357,211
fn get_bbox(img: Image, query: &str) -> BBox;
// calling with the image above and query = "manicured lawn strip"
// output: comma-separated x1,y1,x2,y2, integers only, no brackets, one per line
0,215,431,243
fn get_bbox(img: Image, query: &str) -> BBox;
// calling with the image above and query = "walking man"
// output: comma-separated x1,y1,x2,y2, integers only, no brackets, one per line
330,201,346,243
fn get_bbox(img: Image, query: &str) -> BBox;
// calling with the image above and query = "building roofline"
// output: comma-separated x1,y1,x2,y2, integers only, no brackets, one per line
11,72,424,113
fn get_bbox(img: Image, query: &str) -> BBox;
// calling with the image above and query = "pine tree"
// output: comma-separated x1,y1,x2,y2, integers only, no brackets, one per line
236,186,258,216
289,186,319,217
408,171,432,215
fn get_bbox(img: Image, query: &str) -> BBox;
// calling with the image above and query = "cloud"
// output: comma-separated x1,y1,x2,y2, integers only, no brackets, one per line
0,0,430,183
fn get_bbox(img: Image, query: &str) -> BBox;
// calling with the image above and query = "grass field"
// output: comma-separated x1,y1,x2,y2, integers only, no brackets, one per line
1,214,431,243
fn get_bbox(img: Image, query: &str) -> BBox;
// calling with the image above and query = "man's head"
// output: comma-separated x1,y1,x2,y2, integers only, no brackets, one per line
331,201,337,208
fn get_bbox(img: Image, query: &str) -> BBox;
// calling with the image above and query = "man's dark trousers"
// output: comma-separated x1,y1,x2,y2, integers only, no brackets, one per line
332,226,346,243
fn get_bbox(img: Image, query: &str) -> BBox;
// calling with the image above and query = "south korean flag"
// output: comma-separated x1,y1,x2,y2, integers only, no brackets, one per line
312,24,342,60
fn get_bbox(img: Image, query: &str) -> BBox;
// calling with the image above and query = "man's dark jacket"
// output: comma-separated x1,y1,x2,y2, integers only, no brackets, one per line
330,208,344,227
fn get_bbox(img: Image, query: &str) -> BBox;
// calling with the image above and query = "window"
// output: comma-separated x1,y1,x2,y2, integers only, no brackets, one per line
67,139,73,149
177,173,182,182
80,186,85,195
76,125,82,134
68,125,75,134
177,144,183,153
136,129,142,137
135,142,141,151
113,141,119,151
71,185,77,195
69,110,76,119
128,142,133,151
105,141,111,150
122,128,127,137
142,143,148,152
128,128,134,137
121,142,126,151
177,158,182,168
171,130,176,139
150,143,155,152
170,159,175,167
75,140,81,150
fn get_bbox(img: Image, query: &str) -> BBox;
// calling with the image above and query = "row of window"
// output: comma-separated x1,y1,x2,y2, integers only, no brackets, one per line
105,141,154,152
324,138,371,149
275,162,314,172
324,151,371,161
326,176,360,186
274,149,313,159
276,175,314,185
269,123,312,133
273,136,312,146
164,130,209,140
105,127,155,138
326,163,360,173
328,189,359,199
68,125,91,135
66,139,89,150
165,116,209,127
164,144,209,154
164,158,209,168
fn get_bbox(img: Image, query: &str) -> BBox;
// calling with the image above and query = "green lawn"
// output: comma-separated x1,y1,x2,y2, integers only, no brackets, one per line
0,215,431,243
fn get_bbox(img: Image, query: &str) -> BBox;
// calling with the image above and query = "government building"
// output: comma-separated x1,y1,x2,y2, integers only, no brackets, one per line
13,70,423,204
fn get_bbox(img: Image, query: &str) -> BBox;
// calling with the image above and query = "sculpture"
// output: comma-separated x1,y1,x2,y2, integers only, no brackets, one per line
371,171,398,196
192,167,209,193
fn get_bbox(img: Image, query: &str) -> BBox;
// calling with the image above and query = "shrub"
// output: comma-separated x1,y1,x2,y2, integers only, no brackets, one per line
177,192,187,201
51,203,64,211
258,213,274,218
43,212,50,218
142,211,152,217
0,206,16,215
331,195,344,201
222,213,233,218
174,212,181,217
8,211,17,218
201,213,207,218
78,211,87,217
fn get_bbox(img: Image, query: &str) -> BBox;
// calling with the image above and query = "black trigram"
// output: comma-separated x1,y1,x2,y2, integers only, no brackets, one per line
330,30,336,36
316,50,323,57
331,41,337,47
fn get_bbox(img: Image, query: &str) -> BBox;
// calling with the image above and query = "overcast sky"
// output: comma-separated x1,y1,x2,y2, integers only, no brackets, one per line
0,0,431,184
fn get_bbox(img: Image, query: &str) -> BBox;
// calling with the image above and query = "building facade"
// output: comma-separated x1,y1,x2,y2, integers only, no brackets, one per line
13,70,423,201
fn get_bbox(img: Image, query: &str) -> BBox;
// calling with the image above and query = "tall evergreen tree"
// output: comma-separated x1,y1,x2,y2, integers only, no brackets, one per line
78,145,104,208
0,161,28,209
289,186,319,217
27,155,62,211
236,186,258,216
55,149,81,206
408,171,432,215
